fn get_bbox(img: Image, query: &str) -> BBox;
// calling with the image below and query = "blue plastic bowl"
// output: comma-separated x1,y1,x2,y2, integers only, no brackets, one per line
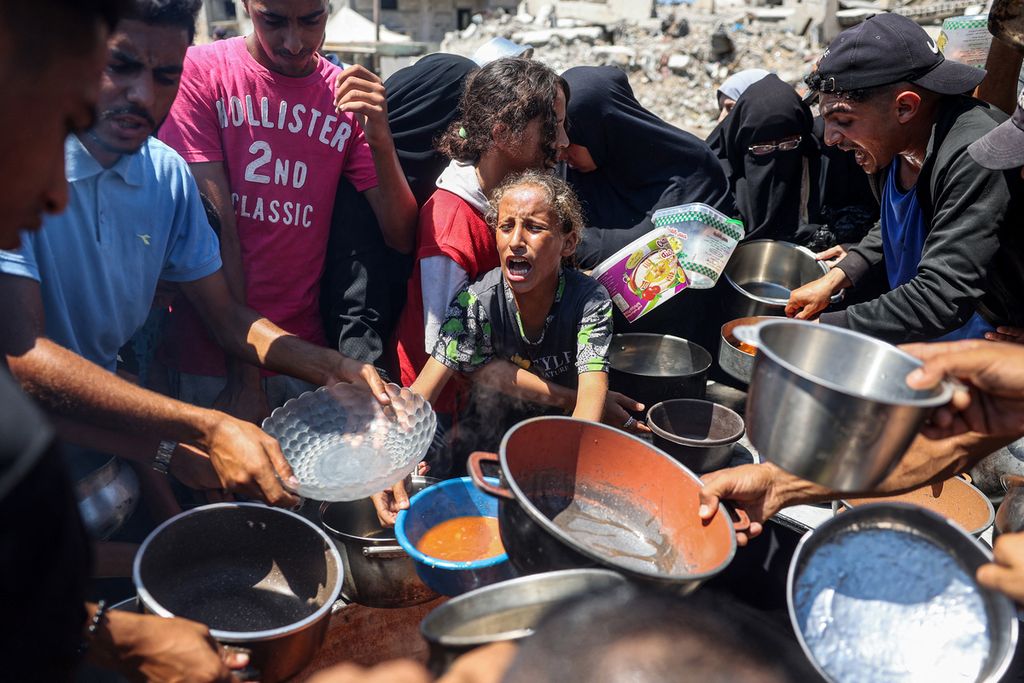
396,476,515,596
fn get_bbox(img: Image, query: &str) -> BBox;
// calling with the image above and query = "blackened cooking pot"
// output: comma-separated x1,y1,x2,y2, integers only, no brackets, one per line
468,417,746,593
608,333,712,406
134,503,343,683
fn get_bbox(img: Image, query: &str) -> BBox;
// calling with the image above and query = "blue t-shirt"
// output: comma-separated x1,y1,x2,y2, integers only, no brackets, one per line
881,161,992,341
0,135,222,370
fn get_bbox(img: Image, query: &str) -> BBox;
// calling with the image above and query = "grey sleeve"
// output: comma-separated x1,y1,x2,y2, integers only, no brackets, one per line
836,220,883,287
841,147,1008,342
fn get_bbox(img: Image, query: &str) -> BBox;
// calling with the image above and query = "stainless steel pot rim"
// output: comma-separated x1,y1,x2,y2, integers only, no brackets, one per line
724,240,840,305
133,502,344,641
609,333,713,377
395,477,510,571
496,416,737,582
420,568,625,647
646,399,745,447
786,502,1017,683
318,500,401,544
746,318,955,408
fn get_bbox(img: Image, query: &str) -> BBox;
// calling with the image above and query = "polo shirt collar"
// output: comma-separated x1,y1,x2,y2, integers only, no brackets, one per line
65,134,145,187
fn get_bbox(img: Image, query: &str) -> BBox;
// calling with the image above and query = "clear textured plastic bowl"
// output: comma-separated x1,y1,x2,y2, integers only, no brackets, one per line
262,383,436,501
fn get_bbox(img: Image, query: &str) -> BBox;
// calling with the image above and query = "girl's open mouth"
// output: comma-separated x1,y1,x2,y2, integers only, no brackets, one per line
506,256,532,281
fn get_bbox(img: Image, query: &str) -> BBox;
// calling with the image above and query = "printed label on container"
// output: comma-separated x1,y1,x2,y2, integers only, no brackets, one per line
591,203,744,322
591,229,690,323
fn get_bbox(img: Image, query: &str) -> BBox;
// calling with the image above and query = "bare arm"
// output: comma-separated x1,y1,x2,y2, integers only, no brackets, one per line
699,431,1009,544
335,65,417,254
976,36,1024,116
572,372,608,422
178,271,389,403
187,160,268,421
0,273,298,505
410,357,457,404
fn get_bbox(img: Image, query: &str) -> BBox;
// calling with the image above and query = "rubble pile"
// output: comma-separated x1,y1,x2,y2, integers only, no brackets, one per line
441,6,821,138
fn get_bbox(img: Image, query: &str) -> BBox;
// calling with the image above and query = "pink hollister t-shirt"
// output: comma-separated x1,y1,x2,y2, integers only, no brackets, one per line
159,37,377,376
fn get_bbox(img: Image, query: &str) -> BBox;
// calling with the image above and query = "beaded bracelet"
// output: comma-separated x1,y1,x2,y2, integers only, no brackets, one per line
78,599,108,656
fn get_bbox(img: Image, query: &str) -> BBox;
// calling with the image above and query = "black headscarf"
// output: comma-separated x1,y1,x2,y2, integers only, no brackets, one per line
385,53,478,206
563,66,733,233
706,74,819,242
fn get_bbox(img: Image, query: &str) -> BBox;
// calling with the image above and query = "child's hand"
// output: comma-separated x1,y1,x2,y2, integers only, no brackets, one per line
603,391,650,433
371,480,410,527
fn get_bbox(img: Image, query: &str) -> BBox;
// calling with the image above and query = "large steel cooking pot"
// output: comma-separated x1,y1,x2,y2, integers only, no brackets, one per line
788,504,1017,683
723,240,841,319
420,569,626,674
608,333,712,405
467,417,745,593
134,503,343,683
319,476,438,608
737,319,953,491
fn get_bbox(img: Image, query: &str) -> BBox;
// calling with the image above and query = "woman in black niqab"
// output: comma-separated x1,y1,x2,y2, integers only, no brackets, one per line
706,74,820,243
562,66,734,269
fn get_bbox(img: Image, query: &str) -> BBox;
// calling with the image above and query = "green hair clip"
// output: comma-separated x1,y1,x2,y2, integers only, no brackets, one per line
458,126,468,139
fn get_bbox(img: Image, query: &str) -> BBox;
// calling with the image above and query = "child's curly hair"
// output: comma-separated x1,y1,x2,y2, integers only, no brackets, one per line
436,57,569,168
487,171,585,255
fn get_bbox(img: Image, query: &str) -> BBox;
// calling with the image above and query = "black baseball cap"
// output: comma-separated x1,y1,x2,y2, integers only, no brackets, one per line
812,13,985,96
968,90,1024,170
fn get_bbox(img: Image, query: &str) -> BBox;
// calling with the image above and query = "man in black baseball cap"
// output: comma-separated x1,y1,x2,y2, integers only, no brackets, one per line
787,13,1024,343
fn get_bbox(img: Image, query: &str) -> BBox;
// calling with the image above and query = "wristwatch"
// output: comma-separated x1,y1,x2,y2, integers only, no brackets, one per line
153,440,177,475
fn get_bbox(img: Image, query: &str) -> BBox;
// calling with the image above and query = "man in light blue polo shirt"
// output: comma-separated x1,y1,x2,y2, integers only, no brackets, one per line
0,0,392,533
0,134,221,371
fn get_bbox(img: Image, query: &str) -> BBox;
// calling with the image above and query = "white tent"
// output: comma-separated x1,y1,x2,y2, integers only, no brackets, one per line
323,6,411,46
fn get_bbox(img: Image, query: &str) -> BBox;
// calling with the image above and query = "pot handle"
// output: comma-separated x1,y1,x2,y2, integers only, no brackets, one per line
362,545,407,559
723,503,751,534
1002,474,1024,493
467,452,515,500
223,646,259,682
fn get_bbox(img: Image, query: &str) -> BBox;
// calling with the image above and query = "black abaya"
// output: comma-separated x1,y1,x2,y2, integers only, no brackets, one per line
320,55,478,367
562,66,734,269
706,74,819,243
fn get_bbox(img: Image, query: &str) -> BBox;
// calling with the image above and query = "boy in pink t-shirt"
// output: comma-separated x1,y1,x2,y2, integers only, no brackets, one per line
159,1,416,416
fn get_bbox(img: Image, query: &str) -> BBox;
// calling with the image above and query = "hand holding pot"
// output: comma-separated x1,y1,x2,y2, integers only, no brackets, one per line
816,244,848,269
371,479,411,527
978,532,1024,605
785,269,848,320
90,609,247,683
904,340,1024,440
698,464,776,545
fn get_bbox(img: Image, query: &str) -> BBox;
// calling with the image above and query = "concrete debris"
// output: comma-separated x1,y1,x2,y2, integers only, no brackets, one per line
440,7,822,138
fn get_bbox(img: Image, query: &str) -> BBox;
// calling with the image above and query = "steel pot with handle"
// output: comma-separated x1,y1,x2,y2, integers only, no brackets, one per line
467,416,746,594
722,240,842,319
134,503,343,683
319,476,439,607
736,318,954,491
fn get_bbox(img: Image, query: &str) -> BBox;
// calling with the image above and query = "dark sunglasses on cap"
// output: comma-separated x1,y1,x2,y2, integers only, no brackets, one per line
748,135,802,156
